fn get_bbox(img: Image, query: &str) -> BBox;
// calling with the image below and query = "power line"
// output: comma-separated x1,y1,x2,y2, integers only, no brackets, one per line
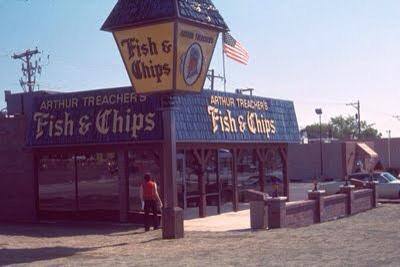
0,50,12,58
295,100,347,106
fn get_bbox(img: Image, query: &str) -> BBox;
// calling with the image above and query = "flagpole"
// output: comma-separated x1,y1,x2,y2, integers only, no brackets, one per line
222,33,227,92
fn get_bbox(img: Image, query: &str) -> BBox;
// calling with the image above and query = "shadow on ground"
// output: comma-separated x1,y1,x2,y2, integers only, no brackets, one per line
0,222,142,238
0,243,127,265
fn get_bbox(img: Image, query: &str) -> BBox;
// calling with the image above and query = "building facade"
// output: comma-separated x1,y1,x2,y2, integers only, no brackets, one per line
1,86,299,223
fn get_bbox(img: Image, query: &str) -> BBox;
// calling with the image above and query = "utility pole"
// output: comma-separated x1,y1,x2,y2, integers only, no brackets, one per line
315,108,323,178
347,100,361,139
387,130,392,168
206,69,224,91
12,48,42,92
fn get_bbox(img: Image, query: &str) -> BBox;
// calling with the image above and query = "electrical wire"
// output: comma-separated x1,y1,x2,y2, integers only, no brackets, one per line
0,52,11,58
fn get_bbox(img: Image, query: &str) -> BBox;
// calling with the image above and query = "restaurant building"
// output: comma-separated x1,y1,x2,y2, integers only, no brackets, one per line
1,86,299,223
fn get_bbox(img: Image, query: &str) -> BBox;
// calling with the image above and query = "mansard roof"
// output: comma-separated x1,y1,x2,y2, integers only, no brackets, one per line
101,0,228,32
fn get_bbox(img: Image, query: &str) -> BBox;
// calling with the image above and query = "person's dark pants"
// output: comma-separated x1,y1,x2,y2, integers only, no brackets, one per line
144,200,159,231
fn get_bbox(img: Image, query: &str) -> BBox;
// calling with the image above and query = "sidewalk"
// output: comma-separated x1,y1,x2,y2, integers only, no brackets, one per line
184,209,251,232
379,198,400,204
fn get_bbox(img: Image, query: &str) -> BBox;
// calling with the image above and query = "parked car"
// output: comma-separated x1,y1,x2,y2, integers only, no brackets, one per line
242,175,282,187
386,168,400,179
320,172,400,199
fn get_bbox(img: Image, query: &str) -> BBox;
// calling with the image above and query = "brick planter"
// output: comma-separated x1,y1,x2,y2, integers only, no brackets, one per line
250,186,377,229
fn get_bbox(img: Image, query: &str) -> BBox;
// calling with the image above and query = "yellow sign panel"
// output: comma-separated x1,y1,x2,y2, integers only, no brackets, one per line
176,23,219,93
113,23,174,94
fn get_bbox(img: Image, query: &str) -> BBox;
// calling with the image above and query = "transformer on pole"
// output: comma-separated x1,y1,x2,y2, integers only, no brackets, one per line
12,48,42,93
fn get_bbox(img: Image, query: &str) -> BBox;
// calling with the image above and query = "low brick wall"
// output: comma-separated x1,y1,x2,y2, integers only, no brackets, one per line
353,189,373,214
285,200,316,228
323,194,347,221
251,184,377,230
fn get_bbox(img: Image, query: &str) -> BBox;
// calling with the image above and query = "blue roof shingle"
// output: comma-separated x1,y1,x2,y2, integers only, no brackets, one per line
101,0,228,32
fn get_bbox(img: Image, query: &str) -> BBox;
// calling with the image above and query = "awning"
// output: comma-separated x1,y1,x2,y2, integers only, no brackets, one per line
357,143,378,158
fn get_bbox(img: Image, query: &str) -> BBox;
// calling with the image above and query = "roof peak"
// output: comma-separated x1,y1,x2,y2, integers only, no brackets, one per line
101,0,228,32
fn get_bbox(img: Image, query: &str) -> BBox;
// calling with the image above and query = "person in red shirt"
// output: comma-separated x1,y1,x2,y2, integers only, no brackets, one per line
140,173,163,231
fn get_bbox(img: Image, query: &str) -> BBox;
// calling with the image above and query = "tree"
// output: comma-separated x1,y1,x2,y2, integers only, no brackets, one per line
301,123,332,139
302,115,381,140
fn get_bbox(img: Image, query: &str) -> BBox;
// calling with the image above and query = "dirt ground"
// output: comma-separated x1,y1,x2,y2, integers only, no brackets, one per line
1,204,400,266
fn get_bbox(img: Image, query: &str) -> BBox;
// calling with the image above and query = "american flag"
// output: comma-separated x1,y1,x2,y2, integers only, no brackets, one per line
223,32,249,65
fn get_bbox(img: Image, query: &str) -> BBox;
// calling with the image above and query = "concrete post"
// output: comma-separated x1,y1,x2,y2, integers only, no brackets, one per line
246,189,269,230
340,185,355,215
366,181,378,208
308,190,326,223
250,201,268,230
266,197,287,229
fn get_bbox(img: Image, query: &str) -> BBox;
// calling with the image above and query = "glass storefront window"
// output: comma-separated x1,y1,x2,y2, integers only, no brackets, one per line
205,150,218,214
37,147,283,220
39,151,120,217
264,149,284,196
219,149,233,209
185,151,200,209
237,150,259,203
128,150,161,212
177,150,185,209
76,153,119,211
38,154,76,211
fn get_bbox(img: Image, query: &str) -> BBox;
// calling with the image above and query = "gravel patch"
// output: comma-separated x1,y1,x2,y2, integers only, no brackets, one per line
0,204,399,266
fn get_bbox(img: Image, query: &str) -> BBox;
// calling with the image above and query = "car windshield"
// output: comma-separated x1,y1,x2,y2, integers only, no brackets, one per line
377,176,388,184
382,172,398,182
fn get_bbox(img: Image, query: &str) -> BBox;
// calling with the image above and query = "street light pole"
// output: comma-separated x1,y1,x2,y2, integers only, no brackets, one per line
315,108,323,179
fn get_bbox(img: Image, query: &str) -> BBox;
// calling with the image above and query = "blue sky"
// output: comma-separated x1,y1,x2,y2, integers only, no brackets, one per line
1,0,400,136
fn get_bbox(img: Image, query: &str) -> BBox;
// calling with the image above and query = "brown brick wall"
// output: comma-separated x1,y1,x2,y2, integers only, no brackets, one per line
353,189,373,214
323,194,347,221
277,188,374,229
285,200,316,228
0,116,37,222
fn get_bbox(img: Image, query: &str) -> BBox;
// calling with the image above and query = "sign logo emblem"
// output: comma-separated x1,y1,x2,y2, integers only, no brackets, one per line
182,43,203,86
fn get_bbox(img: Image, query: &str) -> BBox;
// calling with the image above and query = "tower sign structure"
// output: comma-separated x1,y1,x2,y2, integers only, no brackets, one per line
102,0,228,239
101,0,228,94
